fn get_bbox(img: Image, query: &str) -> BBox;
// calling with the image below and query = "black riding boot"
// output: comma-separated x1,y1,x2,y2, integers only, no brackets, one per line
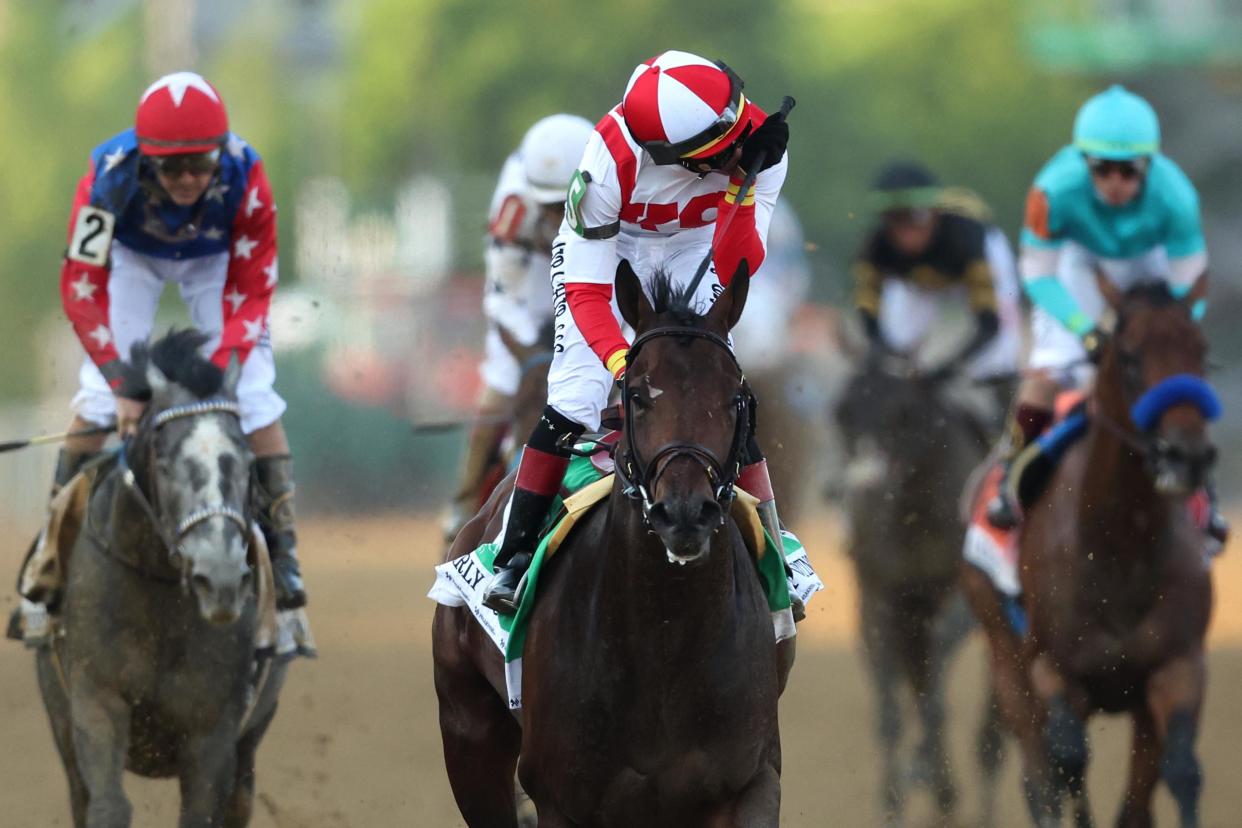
481,406,582,614
986,404,1053,530
8,448,98,641
253,454,307,609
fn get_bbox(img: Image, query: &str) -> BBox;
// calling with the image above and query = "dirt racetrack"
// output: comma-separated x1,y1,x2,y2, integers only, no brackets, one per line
3,511,1241,827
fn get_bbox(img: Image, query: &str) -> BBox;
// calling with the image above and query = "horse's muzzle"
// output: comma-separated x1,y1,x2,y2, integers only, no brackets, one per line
186,548,252,626
647,496,723,565
1151,433,1217,496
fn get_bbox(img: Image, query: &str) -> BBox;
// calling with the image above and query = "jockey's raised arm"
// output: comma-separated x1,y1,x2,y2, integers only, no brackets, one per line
482,50,795,616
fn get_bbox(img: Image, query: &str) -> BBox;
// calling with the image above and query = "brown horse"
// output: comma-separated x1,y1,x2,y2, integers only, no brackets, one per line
962,275,1217,828
433,260,790,827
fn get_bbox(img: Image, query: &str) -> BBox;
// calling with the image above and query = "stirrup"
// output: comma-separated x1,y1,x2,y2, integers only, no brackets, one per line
482,552,532,615
986,491,1021,531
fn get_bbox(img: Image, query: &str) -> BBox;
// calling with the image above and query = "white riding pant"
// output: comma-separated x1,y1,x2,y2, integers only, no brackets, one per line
877,227,1022,379
547,227,722,431
478,249,554,397
1027,241,1171,381
72,242,287,435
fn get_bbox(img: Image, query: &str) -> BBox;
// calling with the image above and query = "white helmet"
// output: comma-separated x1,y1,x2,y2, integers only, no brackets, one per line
519,114,594,204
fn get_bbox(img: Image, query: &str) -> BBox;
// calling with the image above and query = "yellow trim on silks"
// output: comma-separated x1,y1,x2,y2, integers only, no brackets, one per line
605,349,628,378
963,259,998,311
723,180,756,206
681,94,749,159
852,261,883,316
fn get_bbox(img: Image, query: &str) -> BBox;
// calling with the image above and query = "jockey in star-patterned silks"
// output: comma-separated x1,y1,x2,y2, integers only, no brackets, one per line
986,84,1228,543
48,71,304,609
441,114,594,543
482,50,791,614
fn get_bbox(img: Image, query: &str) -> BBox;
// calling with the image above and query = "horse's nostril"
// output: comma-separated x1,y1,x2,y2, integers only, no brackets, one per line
697,500,723,528
647,502,671,528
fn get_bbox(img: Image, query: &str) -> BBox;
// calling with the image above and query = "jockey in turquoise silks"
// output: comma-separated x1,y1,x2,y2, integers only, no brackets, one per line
986,85,1227,543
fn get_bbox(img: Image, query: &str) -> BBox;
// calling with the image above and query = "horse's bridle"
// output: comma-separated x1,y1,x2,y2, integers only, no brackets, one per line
117,399,251,581
1095,313,1220,472
613,326,750,520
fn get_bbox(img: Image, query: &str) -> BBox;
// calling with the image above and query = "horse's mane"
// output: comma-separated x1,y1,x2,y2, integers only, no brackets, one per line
647,268,709,328
117,328,225,401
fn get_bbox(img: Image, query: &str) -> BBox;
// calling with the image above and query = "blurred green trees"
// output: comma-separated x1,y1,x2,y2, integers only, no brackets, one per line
1,0,1095,400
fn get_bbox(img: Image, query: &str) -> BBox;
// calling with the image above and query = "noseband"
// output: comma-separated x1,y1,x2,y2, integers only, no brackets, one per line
1097,313,1221,470
117,399,250,580
614,326,750,520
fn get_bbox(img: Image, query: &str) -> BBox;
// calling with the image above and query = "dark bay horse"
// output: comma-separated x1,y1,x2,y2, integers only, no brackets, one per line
836,357,998,826
434,260,789,826
36,330,287,828
962,276,1217,828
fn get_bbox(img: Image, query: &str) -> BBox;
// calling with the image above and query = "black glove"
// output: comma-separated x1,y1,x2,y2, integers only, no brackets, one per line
738,114,789,177
1081,329,1109,364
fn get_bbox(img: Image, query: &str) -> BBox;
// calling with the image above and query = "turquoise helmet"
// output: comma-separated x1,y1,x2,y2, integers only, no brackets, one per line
1072,85,1160,160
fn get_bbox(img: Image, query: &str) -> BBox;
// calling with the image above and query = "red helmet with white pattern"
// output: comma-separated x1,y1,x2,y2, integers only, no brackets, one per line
134,71,229,156
622,50,758,166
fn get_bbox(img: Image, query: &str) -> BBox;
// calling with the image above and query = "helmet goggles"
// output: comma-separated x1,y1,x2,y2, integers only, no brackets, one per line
146,148,221,176
640,61,747,166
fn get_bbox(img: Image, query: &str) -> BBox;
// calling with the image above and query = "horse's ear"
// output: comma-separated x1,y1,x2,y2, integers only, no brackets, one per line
615,259,653,330
1182,270,1209,309
1094,266,1124,311
222,353,241,398
707,259,750,331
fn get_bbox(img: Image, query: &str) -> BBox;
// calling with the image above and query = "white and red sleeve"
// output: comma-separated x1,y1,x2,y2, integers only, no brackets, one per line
561,115,631,376
712,151,787,286
60,169,123,384
213,160,278,369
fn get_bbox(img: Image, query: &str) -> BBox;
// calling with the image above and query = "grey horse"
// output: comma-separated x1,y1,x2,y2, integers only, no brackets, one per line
835,355,1002,827
34,330,288,828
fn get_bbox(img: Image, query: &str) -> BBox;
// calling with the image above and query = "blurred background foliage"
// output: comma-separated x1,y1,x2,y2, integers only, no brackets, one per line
2,0,1241,509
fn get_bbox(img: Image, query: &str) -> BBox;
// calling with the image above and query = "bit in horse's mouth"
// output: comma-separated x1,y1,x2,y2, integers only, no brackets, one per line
664,543,709,566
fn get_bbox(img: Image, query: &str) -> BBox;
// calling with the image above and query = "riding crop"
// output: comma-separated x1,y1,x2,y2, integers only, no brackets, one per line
684,95,796,300
0,425,115,454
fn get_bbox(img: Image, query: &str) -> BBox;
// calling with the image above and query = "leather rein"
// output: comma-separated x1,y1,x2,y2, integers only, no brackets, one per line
613,326,750,521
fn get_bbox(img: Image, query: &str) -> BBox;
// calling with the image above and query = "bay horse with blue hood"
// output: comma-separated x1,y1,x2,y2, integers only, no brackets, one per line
434,259,789,827
962,274,1219,828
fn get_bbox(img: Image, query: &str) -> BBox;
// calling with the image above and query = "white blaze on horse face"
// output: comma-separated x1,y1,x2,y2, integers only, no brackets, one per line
645,377,664,400
175,417,247,556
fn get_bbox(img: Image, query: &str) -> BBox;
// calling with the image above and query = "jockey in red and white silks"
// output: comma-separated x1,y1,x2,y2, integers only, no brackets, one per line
481,50,792,614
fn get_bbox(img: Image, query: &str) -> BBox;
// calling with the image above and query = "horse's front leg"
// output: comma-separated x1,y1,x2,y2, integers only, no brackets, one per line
1032,654,1094,828
67,678,133,828
725,761,781,827
1147,651,1206,828
178,729,240,828
1115,706,1161,828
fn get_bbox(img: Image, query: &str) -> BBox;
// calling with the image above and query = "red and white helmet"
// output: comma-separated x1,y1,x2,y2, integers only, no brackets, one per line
622,50,757,165
134,71,229,156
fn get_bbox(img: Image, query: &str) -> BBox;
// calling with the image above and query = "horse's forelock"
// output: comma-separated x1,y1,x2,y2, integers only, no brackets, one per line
118,329,225,401
645,268,708,329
